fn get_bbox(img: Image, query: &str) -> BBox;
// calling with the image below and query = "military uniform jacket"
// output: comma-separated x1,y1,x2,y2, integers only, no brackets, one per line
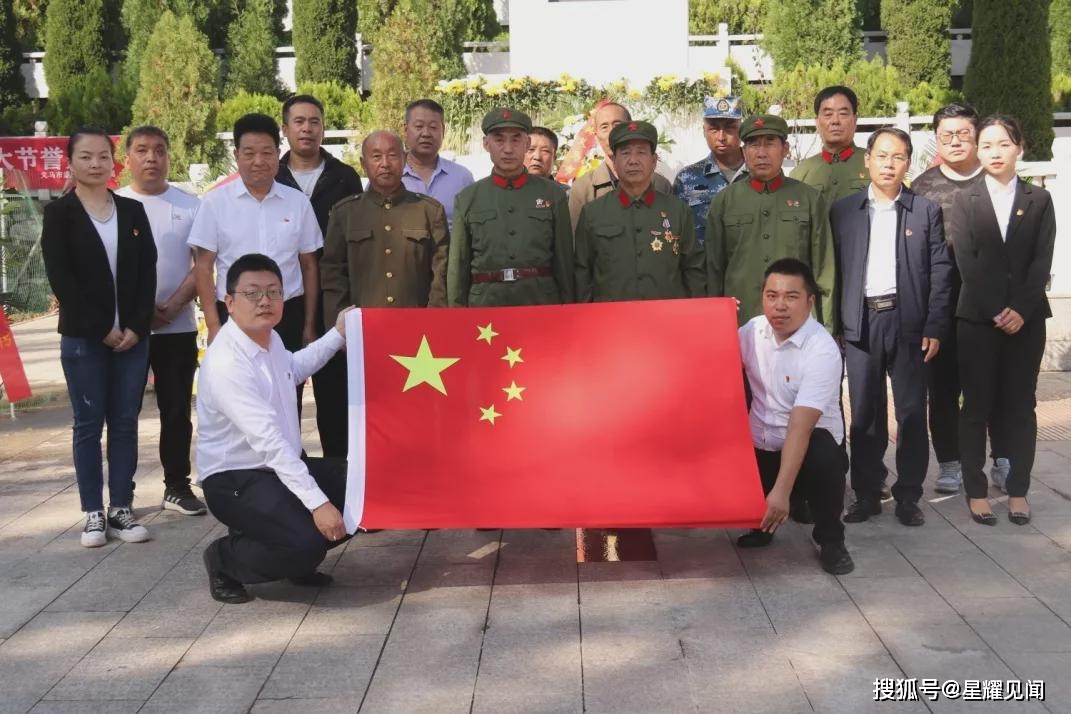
706,175,835,329
672,155,749,246
575,187,704,302
448,172,574,307
320,188,448,327
569,161,673,230
790,146,869,207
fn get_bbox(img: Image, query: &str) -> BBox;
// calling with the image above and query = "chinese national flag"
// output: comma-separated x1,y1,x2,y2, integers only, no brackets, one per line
342,298,765,531
0,309,32,403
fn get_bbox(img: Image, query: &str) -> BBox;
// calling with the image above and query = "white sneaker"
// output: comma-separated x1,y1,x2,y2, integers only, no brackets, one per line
934,461,962,494
990,458,1010,493
107,507,150,543
81,510,107,547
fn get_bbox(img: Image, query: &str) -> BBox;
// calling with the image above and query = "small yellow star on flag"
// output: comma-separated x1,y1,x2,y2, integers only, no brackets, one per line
479,404,502,425
390,335,459,395
476,322,499,345
502,381,525,401
502,346,524,367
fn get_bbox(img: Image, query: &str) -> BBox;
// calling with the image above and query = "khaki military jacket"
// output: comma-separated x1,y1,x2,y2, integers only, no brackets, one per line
320,188,448,327
790,145,869,207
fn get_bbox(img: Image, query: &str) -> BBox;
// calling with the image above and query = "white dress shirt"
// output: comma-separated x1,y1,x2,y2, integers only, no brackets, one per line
195,319,344,510
186,179,322,301
985,174,1018,241
739,314,844,451
864,186,899,297
116,185,200,334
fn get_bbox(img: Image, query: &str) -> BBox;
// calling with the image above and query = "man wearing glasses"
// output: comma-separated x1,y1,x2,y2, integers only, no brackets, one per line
195,254,355,605
910,103,1008,496
831,128,953,528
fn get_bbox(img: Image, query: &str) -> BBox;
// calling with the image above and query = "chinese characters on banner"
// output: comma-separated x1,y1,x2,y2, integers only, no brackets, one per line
0,137,123,191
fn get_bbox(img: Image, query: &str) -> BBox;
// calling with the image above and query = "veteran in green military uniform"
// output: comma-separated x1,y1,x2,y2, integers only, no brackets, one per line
790,85,869,206
321,130,449,324
448,108,574,306
706,114,835,329
575,121,704,302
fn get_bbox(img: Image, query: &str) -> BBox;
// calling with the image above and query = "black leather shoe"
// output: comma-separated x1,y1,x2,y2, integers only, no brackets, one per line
843,498,882,523
1008,511,1031,526
203,545,252,604
736,529,774,548
789,500,814,524
288,571,334,587
894,501,925,527
819,542,855,575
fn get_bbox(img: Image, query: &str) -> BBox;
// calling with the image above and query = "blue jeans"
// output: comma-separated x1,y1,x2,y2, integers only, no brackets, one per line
60,336,150,512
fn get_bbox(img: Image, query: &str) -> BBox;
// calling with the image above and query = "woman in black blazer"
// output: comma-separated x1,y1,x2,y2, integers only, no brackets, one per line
41,127,157,547
949,115,1056,526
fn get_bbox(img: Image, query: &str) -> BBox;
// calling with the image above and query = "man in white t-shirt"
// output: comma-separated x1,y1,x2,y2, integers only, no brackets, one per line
738,258,853,575
117,126,206,516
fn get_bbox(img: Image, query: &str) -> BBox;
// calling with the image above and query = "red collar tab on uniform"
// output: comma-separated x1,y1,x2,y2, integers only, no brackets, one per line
492,171,529,189
749,175,784,193
617,188,656,207
820,146,855,164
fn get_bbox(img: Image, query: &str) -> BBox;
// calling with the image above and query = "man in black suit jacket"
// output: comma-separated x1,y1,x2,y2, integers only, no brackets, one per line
831,128,953,526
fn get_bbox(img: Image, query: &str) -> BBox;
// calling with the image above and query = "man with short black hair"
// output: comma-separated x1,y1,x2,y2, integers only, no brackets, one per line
737,258,853,575
276,94,364,459
117,126,206,516
197,253,354,604
525,126,559,179
402,98,474,228
791,85,869,206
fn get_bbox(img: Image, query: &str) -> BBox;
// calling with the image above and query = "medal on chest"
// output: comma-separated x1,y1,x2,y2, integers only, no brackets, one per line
659,211,680,255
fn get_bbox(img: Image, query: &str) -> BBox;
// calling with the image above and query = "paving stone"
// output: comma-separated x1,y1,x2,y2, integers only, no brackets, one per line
179,611,305,668
260,633,382,699
29,701,144,713
898,550,1032,605
331,544,421,588
955,596,1071,654
251,699,358,714
841,577,962,626
789,651,926,713
140,665,272,714
297,586,403,637
663,577,773,635
653,528,748,579
997,652,1071,710
44,635,191,700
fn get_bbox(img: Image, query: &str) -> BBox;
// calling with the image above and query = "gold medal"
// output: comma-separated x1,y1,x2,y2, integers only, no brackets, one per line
650,237,664,252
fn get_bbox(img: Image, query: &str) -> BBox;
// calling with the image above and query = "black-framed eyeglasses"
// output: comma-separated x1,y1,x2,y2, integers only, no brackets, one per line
937,129,974,144
233,288,284,302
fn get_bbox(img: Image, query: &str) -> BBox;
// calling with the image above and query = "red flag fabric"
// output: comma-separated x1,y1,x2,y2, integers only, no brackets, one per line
0,310,32,403
343,298,766,531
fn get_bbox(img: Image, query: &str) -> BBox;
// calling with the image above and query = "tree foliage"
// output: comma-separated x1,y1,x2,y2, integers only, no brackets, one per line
763,0,862,72
1052,0,1071,77
371,6,437,134
689,0,767,34
45,67,134,134
218,90,283,133
292,0,358,85
882,0,955,89
12,0,49,49
224,0,282,97
964,0,1053,160
130,11,223,178
296,80,370,128
1,0,25,107
43,0,106,97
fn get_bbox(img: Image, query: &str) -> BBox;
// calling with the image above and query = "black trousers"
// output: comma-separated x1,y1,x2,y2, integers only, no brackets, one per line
148,332,198,488
217,295,307,410
845,307,929,504
958,318,1045,499
754,429,847,545
202,457,349,583
312,352,348,458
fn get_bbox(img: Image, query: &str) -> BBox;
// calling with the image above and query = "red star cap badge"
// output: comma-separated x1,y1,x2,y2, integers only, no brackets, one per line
502,109,511,119
628,122,638,131
754,118,765,128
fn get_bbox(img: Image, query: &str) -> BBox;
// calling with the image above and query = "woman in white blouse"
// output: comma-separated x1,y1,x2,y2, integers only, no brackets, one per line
948,115,1056,526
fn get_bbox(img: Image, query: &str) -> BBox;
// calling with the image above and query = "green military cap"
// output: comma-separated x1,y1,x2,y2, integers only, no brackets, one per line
739,114,789,142
481,107,533,134
609,120,658,152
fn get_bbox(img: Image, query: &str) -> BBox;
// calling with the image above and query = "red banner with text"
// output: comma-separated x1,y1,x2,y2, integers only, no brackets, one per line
0,137,123,192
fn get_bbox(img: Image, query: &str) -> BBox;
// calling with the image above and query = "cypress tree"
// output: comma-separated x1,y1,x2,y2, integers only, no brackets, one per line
121,0,171,83
224,0,282,97
358,0,398,39
1052,0,1071,77
0,0,25,106
292,0,358,85
130,11,223,177
882,0,955,89
964,0,1053,160
763,0,862,72
371,6,436,133
43,0,107,97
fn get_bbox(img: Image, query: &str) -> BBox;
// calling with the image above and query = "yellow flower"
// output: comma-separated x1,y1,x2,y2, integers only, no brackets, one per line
627,88,642,99
702,71,722,85
656,74,679,92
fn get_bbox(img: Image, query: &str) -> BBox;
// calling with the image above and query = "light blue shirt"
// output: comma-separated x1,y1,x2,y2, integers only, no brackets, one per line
402,156,475,229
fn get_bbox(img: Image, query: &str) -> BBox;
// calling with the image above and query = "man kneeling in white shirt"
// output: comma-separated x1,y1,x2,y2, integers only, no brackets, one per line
197,253,354,603
737,258,854,575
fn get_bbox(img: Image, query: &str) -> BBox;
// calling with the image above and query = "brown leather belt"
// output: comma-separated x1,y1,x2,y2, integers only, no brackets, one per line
471,267,552,283
865,294,897,311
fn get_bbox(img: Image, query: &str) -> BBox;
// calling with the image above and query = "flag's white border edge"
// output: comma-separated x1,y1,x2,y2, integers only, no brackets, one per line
343,308,366,534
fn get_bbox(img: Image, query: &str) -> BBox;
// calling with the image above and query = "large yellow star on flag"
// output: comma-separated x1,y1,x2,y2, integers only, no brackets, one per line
390,336,459,395
476,323,499,345
502,381,525,401
479,404,502,425
502,346,524,367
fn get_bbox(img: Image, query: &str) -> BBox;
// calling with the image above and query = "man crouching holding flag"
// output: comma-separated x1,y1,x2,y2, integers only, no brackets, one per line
196,253,355,603
737,258,854,575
